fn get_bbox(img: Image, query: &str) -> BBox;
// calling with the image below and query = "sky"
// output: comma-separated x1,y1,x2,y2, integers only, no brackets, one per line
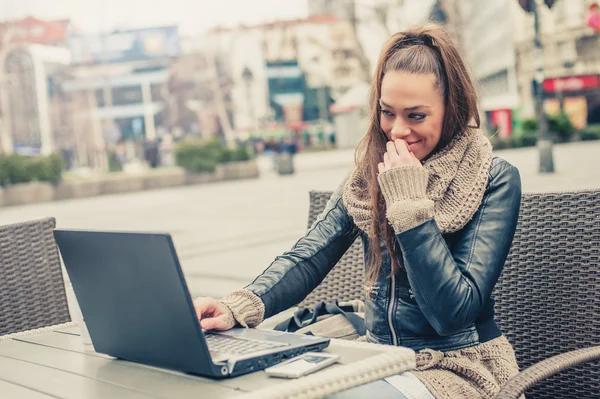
0,0,309,35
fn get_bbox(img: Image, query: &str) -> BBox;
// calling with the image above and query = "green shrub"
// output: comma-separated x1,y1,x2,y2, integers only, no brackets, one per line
548,113,575,143
579,124,600,141
3,154,29,185
175,139,225,173
33,154,64,183
190,157,219,173
515,129,538,147
175,139,253,172
220,146,252,163
0,154,64,186
0,156,9,185
219,147,234,163
230,146,252,162
521,118,538,132
514,113,575,144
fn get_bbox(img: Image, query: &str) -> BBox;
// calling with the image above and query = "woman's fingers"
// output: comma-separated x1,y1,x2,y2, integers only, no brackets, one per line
382,140,418,170
410,150,423,167
200,315,235,331
383,152,391,169
394,139,411,158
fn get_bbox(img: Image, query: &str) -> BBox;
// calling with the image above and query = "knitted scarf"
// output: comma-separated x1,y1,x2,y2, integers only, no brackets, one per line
342,128,493,235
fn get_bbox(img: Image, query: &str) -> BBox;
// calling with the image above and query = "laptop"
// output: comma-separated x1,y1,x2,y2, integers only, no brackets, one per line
53,229,330,378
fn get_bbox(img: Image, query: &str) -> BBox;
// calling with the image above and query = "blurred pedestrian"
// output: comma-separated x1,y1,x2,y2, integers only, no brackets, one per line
279,135,297,155
143,138,160,169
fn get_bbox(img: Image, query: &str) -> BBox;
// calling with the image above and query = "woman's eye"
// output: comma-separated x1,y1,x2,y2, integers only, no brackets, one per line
409,113,426,121
381,110,394,117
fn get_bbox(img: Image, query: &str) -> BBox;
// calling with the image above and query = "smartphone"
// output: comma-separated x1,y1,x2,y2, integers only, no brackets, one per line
264,352,340,379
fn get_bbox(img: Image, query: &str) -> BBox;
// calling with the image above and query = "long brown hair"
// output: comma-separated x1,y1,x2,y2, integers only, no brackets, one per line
355,25,480,282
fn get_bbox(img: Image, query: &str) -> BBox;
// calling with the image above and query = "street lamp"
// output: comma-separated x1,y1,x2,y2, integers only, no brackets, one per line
242,66,256,131
519,0,556,173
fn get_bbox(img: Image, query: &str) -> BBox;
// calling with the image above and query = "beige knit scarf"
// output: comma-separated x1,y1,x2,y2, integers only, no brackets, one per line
342,128,493,236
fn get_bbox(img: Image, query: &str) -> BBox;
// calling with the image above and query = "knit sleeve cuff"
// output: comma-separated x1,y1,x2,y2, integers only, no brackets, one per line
377,166,434,233
220,289,265,328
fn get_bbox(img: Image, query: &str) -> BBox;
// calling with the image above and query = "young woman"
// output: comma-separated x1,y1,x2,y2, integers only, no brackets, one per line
194,25,522,398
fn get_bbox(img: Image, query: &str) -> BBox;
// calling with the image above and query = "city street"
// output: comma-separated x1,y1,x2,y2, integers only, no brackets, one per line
2,140,600,299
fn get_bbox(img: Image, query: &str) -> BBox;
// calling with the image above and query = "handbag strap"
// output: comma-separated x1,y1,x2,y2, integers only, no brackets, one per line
325,301,367,336
274,300,366,336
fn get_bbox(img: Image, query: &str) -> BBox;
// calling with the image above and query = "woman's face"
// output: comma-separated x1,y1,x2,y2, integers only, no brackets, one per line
379,70,445,161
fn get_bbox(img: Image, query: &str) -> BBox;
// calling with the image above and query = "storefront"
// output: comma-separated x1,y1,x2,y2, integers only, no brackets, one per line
543,74,600,129
487,109,514,139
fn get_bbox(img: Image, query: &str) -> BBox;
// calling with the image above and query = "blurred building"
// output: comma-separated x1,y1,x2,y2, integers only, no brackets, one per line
260,15,359,127
59,26,180,165
162,53,223,138
443,0,520,139
0,17,73,155
512,0,600,129
329,82,370,148
202,15,365,141
308,0,354,20
199,26,267,142
0,17,73,47
446,0,600,134
308,0,436,148
64,26,180,139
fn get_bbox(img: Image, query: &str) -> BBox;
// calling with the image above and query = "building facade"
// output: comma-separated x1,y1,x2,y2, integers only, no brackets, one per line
0,16,72,155
203,15,365,140
444,0,520,138
513,0,600,128
0,17,72,47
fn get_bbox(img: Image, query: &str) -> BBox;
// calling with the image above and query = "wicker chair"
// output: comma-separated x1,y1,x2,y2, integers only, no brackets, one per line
0,217,71,336
301,190,600,399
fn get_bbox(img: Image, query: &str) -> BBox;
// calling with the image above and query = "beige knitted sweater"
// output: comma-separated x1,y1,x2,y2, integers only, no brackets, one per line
218,128,521,398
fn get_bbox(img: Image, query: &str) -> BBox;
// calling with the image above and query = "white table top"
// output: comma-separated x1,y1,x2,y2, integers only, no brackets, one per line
0,326,415,399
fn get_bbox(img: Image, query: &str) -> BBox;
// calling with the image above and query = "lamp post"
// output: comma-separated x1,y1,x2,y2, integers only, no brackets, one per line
242,66,256,132
519,0,555,173
533,0,555,173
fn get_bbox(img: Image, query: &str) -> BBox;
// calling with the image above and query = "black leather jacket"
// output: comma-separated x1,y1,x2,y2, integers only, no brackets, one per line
245,157,522,352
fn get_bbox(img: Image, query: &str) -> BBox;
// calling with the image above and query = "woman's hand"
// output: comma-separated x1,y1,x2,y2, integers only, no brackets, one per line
193,297,236,331
378,139,422,174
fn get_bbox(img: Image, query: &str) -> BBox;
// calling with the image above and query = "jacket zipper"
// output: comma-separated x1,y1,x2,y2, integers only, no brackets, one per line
388,275,398,346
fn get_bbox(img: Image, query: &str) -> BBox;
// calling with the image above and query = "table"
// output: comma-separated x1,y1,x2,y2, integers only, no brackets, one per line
0,325,415,398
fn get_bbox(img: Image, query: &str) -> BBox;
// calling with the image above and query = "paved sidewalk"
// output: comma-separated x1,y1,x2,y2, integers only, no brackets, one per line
494,141,600,192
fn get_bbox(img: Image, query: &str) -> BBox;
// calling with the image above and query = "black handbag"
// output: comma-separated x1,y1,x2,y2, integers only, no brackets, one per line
273,300,366,336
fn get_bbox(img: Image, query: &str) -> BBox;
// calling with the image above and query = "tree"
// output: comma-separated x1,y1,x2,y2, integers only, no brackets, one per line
342,0,406,82
164,53,233,144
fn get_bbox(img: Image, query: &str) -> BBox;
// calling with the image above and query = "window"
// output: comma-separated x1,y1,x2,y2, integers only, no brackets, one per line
95,89,105,107
576,35,600,63
111,85,143,106
150,83,164,102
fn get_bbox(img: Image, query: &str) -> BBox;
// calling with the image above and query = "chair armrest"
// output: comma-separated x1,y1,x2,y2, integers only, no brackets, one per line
0,322,77,341
494,346,600,399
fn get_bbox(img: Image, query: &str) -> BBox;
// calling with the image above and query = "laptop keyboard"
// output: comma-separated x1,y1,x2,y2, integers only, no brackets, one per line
204,333,289,356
